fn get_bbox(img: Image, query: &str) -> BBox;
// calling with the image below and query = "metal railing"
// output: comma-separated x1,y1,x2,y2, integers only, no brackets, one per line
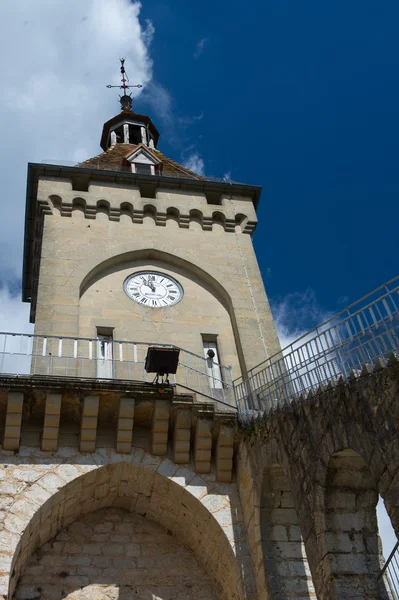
0,333,235,408
235,276,399,421
379,541,399,598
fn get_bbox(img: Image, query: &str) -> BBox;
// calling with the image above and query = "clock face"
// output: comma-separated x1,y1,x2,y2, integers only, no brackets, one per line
124,271,183,308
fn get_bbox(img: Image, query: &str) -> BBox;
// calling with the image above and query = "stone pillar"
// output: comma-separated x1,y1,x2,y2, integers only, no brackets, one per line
216,425,234,482
123,123,129,143
3,391,23,450
80,395,99,452
42,393,62,451
152,400,169,455
194,418,212,473
116,397,135,454
173,408,191,464
141,126,147,145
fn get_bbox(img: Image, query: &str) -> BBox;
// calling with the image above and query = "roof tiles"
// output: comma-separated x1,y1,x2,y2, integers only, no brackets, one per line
76,143,206,181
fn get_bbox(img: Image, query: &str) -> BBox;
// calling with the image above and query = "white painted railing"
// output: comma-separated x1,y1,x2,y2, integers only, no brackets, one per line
0,335,234,408
234,276,399,421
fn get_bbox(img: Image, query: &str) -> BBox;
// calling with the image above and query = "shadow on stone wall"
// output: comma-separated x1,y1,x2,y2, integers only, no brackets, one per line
238,360,399,600
15,506,218,600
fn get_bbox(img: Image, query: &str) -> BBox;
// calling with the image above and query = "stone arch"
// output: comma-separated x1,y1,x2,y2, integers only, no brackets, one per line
120,201,134,221
212,211,226,231
260,462,316,599
235,213,248,232
3,452,252,600
48,194,62,214
78,248,247,373
72,197,86,218
166,206,180,224
15,506,219,600
166,206,180,229
96,200,110,219
143,204,157,225
319,448,389,599
189,208,203,230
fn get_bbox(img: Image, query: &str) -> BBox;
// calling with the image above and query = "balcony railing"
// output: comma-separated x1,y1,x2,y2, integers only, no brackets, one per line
0,334,235,408
379,541,399,598
234,276,399,421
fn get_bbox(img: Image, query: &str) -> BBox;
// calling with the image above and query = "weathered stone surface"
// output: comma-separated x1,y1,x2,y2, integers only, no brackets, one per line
239,361,399,600
0,447,254,600
15,507,218,600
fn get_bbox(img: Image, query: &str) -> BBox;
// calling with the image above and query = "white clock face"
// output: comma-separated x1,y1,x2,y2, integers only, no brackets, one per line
124,271,183,308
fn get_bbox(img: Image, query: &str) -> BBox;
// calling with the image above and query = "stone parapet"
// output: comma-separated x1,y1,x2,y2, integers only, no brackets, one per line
0,374,237,481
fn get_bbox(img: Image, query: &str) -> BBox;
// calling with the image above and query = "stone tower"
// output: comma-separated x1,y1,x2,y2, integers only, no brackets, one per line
22,84,281,401
1,70,397,600
0,75,283,599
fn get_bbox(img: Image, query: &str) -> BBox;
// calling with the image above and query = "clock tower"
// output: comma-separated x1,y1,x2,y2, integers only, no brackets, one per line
22,67,281,402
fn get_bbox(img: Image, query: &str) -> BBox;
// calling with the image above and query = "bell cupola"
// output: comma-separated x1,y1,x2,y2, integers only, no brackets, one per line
101,59,160,151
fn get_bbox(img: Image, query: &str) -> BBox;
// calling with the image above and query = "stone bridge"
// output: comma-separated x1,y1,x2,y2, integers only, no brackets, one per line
0,358,397,599
238,356,399,599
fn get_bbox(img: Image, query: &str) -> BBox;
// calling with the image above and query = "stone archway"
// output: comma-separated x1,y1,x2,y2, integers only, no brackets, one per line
77,247,251,377
320,448,390,600
0,450,255,600
15,506,218,600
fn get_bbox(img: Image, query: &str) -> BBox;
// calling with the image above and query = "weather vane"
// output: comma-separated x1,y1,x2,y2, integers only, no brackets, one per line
106,58,142,112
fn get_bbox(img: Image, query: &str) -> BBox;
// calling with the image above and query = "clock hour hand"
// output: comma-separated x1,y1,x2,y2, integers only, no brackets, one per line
141,276,156,292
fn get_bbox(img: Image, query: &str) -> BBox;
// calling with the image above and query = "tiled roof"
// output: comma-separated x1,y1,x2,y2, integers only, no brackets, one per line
76,144,207,181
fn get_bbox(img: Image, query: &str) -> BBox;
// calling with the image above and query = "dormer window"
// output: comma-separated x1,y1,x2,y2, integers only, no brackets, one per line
127,147,161,177
134,163,153,176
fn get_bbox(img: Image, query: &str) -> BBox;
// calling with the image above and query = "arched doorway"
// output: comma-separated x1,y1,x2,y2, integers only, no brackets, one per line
15,506,218,599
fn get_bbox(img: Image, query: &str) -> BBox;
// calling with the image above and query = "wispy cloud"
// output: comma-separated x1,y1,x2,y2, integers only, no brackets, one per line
142,80,174,127
0,0,154,289
194,37,209,59
178,113,204,127
271,289,333,349
337,295,350,305
183,153,205,176
0,285,33,334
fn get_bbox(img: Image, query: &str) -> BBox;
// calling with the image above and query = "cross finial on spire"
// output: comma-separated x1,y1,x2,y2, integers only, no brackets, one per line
106,59,143,112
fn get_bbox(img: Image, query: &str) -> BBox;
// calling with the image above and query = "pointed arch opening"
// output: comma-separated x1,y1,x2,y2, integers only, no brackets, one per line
6,458,248,600
15,506,219,600
78,248,247,377
324,449,390,599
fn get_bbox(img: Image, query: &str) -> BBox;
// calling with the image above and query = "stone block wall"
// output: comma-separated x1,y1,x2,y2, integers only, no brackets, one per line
238,359,399,600
0,447,256,600
15,507,217,600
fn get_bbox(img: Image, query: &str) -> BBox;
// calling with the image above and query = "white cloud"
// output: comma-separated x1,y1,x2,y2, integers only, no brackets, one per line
0,0,154,284
178,113,204,127
272,289,332,349
194,37,208,59
223,171,232,182
142,81,173,127
184,153,205,176
0,286,33,334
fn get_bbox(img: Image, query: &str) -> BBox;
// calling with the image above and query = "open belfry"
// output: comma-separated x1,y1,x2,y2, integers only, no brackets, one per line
0,60,399,600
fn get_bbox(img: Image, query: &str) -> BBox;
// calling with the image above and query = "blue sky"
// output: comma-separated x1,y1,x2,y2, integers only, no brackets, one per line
0,0,397,556
137,0,399,334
